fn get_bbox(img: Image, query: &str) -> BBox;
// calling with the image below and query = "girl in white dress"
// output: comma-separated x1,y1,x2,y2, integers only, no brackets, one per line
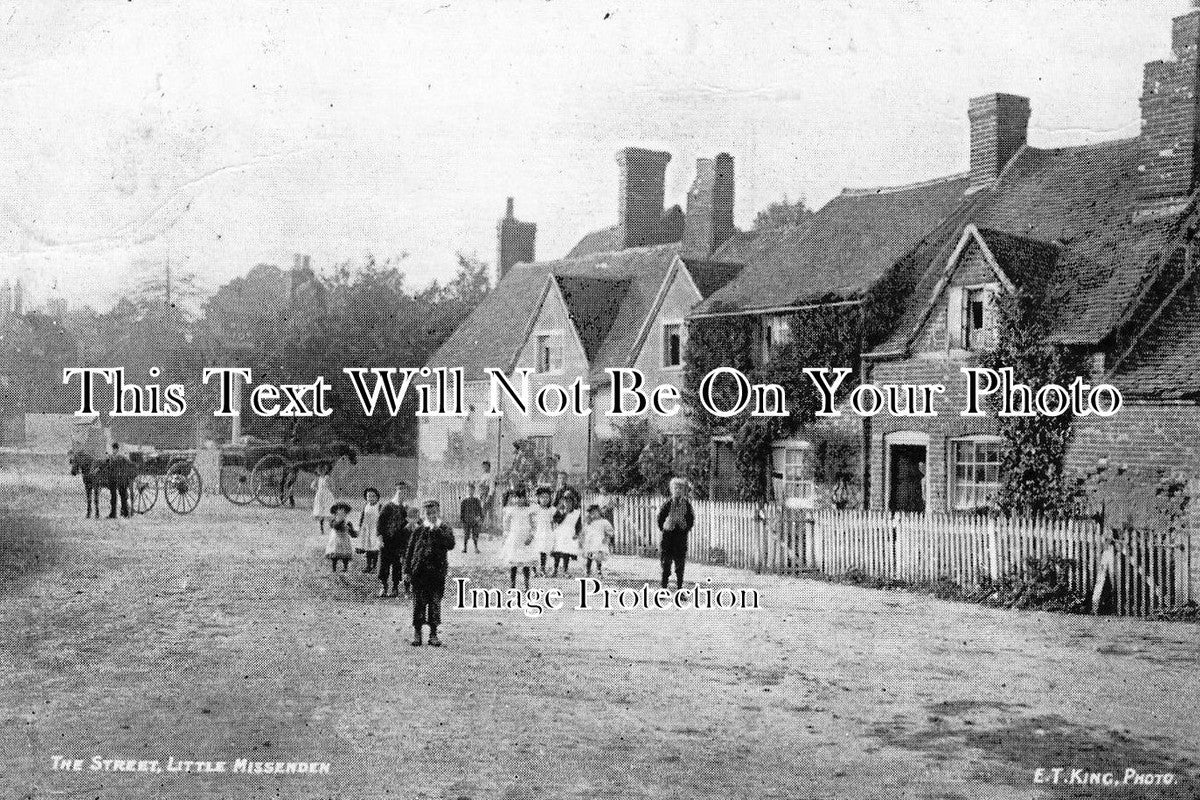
357,487,381,573
324,502,357,572
582,503,616,577
530,486,556,576
311,464,336,534
550,489,583,577
498,489,537,589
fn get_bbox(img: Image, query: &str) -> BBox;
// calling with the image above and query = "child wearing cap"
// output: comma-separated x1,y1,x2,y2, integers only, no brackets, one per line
582,503,615,578
324,501,357,572
404,498,456,647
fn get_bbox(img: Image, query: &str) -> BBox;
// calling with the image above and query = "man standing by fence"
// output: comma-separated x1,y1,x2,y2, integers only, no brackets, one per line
657,477,695,590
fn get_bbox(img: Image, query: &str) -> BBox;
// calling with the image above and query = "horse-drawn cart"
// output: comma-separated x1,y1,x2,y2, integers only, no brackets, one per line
219,437,358,507
128,449,204,515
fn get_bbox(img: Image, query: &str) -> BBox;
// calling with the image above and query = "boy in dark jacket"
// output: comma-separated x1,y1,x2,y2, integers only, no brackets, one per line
376,480,411,598
404,499,456,647
656,477,696,590
459,483,483,554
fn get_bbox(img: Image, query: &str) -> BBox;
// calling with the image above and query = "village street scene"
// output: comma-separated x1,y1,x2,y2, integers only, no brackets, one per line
5,1,1200,797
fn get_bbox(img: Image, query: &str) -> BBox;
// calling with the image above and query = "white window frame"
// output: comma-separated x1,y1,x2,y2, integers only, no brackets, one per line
761,314,792,365
661,320,684,370
949,435,1004,513
948,283,999,353
664,432,688,466
772,440,815,507
534,330,564,375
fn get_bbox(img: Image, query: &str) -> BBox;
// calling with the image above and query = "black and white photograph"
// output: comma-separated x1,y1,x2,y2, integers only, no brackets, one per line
3,1,1200,797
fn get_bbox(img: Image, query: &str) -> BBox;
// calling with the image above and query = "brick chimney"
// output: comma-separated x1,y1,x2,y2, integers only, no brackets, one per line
616,147,671,249
967,93,1030,193
11,279,23,317
0,280,8,325
682,153,735,257
496,197,536,282
1137,10,1200,211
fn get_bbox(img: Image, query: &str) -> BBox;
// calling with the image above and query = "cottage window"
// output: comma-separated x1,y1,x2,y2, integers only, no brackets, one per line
950,436,1003,511
662,322,683,368
772,442,815,503
535,333,563,374
761,315,792,364
664,433,688,466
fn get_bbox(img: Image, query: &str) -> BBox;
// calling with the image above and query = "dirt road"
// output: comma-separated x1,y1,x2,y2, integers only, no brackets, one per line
2,478,1198,799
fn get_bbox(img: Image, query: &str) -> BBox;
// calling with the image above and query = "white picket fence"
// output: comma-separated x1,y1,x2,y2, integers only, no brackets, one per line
418,482,1189,616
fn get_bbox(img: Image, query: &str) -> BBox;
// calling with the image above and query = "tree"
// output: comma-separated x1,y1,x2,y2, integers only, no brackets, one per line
752,195,816,231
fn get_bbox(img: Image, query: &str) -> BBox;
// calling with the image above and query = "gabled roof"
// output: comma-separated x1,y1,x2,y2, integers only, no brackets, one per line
872,138,1187,356
552,275,630,362
894,224,1061,352
693,173,972,315
427,244,680,381
975,227,1060,290
680,258,744,299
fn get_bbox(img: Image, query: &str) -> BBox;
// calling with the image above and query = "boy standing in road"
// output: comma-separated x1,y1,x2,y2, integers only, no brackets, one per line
460,483,483,554
376,480,411,598
404,499,456,647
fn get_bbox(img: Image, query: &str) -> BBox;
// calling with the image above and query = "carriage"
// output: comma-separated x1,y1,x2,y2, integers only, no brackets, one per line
218,437,358,507
127,449,204,515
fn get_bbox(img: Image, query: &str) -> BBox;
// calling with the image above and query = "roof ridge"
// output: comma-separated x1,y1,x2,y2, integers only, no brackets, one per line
840,171,970,197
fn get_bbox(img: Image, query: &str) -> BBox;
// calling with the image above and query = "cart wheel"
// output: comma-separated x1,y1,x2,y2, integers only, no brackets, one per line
252,454,288,507
220,466,254,505
164,462,203,515
130,474,158,515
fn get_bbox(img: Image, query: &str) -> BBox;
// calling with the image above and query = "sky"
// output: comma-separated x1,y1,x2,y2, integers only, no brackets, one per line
0,0,1191,311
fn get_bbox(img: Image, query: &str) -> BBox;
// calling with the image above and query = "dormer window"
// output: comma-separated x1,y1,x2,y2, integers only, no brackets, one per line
948,284,999,352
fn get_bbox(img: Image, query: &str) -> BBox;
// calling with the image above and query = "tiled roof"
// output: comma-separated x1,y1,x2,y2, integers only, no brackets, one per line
553,275,630,362
680,258,745,299
967,140,1181,346
427,244,680,381
873,139,1186,355
695,173,972,315
565,226,621,258
1112,270,1200,398
975,228,1060,290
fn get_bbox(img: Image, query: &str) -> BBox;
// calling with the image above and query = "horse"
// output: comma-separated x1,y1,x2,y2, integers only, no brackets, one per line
68,450,102,519
276,441,360,508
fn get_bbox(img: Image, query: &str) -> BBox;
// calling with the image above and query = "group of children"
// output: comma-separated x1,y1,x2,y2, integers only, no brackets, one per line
307,468,619,648
497,485,615,590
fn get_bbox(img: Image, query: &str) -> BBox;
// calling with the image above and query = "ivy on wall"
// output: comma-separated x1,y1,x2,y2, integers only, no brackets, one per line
682,303,864,500
981,290,1087,517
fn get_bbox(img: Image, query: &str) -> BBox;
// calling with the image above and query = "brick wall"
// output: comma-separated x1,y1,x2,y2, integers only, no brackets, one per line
1067,400,1200,602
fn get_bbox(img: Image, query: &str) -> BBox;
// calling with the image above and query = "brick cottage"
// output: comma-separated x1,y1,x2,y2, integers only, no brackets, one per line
423,10,1200,597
